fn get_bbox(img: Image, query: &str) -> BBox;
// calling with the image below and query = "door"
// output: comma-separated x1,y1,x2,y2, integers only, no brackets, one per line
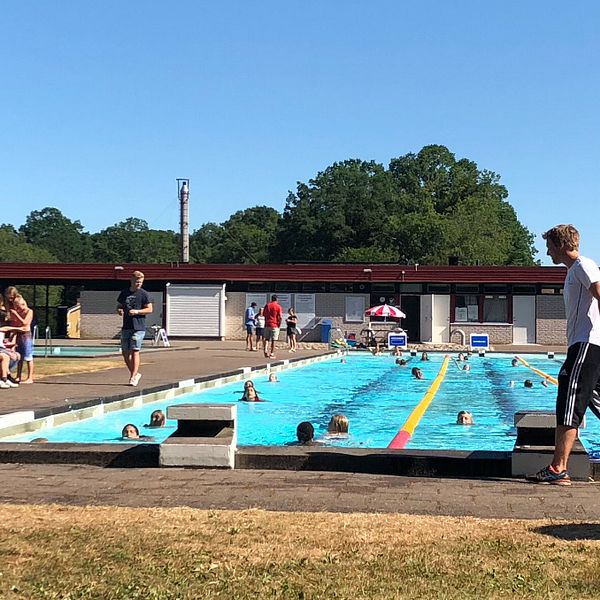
166,284,225,337
513,296,536,344
399,295,420,342
432,295,450,343
420,295,433,342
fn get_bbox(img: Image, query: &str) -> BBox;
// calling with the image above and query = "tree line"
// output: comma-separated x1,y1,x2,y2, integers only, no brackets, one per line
1,145,536,266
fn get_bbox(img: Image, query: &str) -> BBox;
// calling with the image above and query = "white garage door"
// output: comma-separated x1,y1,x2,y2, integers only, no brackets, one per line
166,284,225,337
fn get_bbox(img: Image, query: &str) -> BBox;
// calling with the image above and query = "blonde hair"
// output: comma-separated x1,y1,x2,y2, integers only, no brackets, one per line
4,286,19,307
542,224,579,251
131,270,145,280
328,414,349,434
13,294,28,308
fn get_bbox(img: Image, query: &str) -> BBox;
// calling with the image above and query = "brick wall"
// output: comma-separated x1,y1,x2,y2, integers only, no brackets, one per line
536,295,566,344
449,323,513,345
80,290,163,339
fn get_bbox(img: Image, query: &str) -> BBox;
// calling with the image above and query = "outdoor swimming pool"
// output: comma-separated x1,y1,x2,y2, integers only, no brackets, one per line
34,345,122,357
5,352,600,454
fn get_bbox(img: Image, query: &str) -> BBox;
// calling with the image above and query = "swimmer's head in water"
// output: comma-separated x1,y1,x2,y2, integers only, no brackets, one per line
296,421,314,443
456,411,473,425
328,414,349,434
122,423,140,439
149,410,165,427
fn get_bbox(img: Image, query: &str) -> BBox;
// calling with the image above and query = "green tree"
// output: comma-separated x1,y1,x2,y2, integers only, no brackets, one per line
0,225,58,263
276,146,535,265
274,160,399,262
91,218,179,263
190,207,280,264
19,207,92,262
387,146,536,264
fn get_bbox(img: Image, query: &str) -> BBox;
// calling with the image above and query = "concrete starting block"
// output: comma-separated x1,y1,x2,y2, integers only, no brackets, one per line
160,403,236,468
511,410,590,480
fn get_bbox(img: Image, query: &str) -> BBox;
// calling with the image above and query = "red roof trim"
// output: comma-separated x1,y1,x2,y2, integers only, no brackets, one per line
0,263,567,284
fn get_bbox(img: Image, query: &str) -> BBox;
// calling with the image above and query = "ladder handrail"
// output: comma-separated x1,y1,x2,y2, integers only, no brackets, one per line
44,326,53,358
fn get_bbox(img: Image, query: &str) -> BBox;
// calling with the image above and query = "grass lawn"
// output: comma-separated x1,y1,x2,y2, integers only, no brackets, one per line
33,357,122,379
1,505,599,599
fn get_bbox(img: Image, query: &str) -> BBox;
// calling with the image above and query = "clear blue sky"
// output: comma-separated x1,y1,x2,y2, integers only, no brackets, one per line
1,1,598,265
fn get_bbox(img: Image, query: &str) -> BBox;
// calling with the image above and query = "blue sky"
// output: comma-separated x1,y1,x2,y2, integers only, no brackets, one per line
1,1,598,265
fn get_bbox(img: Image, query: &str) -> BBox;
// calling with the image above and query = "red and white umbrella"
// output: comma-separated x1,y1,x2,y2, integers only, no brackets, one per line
364,304,406,319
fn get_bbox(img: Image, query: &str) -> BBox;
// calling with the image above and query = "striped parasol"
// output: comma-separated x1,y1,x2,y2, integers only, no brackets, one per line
364,304,406,319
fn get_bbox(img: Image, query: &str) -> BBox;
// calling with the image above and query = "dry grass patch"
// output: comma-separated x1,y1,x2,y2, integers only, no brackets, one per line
0,505,599,599
33,358,122,379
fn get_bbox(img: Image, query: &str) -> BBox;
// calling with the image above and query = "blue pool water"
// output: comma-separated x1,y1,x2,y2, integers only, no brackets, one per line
6,353,600,453
34,346,122,357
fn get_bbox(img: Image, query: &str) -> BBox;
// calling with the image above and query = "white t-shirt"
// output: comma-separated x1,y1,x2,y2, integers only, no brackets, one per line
563,255,600,347
256,315,265,328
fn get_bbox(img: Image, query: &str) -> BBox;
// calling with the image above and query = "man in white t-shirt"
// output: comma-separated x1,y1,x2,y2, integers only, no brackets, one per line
527,224,600,485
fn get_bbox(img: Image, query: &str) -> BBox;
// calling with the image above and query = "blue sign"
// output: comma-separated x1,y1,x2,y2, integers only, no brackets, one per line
470,334,489,349
388,333,407,348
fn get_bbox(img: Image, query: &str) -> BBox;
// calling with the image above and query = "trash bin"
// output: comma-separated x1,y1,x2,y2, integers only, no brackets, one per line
321,320,332,343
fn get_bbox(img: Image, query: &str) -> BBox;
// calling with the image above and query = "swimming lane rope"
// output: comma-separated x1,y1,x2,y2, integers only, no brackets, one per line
514,355,558,386
387,355,451,449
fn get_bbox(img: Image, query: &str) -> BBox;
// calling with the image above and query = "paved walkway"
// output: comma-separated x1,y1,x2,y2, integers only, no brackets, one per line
0,463,597,520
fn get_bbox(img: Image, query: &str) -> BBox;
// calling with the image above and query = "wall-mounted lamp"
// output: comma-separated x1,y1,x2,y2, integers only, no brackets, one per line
363,268,373,273
114,266,124,271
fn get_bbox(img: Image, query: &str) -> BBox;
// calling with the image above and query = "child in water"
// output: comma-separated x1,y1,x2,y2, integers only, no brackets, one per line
146,410,166,427
240,380,264,402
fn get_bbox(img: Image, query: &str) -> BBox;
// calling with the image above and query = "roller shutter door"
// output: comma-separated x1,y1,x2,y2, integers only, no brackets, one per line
166,284,225,337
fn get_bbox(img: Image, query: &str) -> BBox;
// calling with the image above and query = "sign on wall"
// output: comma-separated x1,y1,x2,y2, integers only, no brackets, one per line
245,293,267,315
274,293,292,327
294,293,316,329
345,296,365,322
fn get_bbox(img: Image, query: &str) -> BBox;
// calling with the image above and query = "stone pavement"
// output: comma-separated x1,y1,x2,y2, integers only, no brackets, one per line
0,463,598,521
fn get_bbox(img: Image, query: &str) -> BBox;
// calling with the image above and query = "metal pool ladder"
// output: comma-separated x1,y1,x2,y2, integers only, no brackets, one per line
44,326,53,357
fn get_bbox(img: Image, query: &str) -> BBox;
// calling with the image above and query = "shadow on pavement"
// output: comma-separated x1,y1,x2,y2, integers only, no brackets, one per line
534,524,600,540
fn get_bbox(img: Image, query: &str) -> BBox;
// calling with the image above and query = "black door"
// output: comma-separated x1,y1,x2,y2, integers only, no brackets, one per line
400,295,420,342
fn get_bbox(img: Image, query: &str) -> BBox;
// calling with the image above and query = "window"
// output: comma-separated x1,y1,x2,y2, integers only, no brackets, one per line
398,283,422,293
455,295,479,322
483,284,509,294
512,284,537,294
345,296,365,322
455,284,480,294
453,294,511,323
426,284,451,293
302,282,327,292
483,295,508,323
372,283,396,292
330,283,354,292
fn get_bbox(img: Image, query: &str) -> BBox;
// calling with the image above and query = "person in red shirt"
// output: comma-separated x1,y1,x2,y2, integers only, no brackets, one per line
262,295,283,359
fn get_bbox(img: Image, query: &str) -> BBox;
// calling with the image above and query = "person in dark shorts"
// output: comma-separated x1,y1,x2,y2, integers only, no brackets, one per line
527,225,600,486
244,302,257,351
117,271,153,387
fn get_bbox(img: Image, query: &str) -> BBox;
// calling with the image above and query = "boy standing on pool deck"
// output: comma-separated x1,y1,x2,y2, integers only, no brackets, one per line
527,225,600,485
117,271,152,387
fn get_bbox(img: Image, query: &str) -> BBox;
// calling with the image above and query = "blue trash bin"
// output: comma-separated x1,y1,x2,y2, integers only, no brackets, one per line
321,320,332,343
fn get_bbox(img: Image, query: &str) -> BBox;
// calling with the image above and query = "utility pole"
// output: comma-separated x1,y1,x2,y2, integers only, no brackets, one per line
177,179,190,263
